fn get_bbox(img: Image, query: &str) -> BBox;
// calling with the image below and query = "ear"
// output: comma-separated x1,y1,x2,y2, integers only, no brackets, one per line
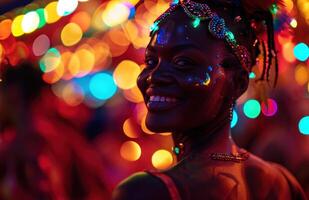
233,69,249,99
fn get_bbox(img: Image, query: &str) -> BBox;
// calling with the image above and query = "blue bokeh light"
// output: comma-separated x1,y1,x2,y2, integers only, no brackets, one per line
299,116,309,135
89,73,117,100
231,110,238,128
293,43,309,62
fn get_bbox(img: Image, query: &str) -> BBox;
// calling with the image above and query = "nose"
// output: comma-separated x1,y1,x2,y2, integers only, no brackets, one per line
146,64,174,86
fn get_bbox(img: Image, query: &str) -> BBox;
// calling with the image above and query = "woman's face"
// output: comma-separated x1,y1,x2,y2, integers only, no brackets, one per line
137,11,240,133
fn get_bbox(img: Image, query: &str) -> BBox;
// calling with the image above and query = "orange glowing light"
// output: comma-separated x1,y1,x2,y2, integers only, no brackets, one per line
61,23,83,46
70,11,91,32
282,42,296,63
0,19,12,40
0,43,4,61
113,60,141,89
120,141,142,161
151,149,173,170
122,20,138,42
123,118,140,138
103,34,129,57
284,0,294,13
92,41,112,70
74,48,95,77
141,115,155,135
295,64,308,85
42,62,64,84
62,82,84,106
135,103,148,125
107,28,130,47
123,85,144,103
68,53,80,76
92,3,109,31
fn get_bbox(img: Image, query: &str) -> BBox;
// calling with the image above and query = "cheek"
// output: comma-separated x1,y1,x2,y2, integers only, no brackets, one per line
136,70,149,93
182,68,227,117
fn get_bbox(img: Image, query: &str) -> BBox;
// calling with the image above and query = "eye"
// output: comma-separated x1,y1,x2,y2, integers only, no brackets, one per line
144,57,158,68
173,57,196,70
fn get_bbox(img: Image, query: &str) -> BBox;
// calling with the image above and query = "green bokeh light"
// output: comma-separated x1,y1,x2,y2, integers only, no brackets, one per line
243,99,261,119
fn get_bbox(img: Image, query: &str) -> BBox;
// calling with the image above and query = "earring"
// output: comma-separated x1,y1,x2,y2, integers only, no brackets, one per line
229,99,235,121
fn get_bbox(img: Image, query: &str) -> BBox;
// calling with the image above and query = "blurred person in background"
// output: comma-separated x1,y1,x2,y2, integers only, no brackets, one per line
0,60,111,200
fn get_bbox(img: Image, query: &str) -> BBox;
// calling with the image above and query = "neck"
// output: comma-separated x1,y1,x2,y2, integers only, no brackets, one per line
172,117,238,162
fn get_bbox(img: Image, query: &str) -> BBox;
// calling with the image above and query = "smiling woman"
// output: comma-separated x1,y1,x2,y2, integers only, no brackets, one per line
113,0,307,199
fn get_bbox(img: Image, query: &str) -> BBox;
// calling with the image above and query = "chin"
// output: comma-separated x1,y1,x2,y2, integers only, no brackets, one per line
145,112,176,133
145,112,190,133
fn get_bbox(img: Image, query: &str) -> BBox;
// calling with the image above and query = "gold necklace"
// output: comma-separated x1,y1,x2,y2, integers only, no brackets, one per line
209,152,249,162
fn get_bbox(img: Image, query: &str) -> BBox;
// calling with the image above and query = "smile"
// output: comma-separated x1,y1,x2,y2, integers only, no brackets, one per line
147,95,181,112
149,96,178,102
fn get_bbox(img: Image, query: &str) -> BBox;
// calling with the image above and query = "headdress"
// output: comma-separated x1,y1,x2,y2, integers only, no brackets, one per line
149,0,284,86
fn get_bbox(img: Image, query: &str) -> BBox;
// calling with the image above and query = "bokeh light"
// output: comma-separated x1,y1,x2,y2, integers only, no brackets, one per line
298,116,309,135
282,42,296,63
11,15,24,37
113,60,141,90
74,47,95,77
151,149,173,170
261,99,278,117
22,11,40,34
243,99,261,119
141,115,155,135
57,0,78,16
294,43,309,62
70,11,91,32
89,72,117,100
290,18,297,28
39,48,61,72
102,1,131,27
123,118,140,138
0,19,12,40
36,8,46,29
120,141,141,161
231,110,238,128
123,85,144,103
61,82,84,106
44,1,61,24
32,34,50,56
0,43,4,65
295,64,308,85
61,23,83,46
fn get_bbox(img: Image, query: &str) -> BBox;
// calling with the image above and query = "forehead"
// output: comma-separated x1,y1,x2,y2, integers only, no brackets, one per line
147,9,228,56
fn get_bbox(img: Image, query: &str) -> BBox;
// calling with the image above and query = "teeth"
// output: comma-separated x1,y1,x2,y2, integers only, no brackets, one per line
149,96,178,102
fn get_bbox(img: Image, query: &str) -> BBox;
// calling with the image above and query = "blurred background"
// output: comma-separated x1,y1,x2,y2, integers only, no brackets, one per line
0,0,308,199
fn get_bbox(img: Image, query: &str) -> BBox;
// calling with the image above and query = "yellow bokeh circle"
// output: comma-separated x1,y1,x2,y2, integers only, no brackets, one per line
113,60,141,90
11,15,24,37
44,1,61,24
151,149,173,170
61,23,83,46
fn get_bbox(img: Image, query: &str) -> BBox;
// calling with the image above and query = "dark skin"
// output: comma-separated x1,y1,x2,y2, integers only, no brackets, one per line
113,8,306,200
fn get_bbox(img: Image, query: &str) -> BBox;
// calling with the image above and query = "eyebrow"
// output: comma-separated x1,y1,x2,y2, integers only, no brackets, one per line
146,44,202,54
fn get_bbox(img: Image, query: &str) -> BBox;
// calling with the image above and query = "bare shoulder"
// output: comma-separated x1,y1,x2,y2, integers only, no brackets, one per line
244,153,307,199
112,172,171,200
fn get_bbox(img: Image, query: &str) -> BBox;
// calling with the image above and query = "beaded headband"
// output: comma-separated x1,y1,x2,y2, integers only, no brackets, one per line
150,0,252,72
